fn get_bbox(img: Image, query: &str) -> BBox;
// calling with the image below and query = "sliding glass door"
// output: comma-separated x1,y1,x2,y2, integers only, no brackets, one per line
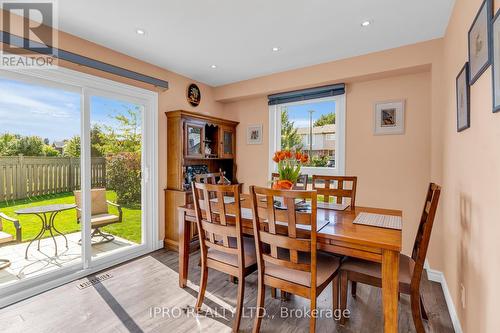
0,67,157,306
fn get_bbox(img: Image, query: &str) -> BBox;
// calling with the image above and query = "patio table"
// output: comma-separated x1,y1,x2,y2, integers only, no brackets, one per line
15,204,76,259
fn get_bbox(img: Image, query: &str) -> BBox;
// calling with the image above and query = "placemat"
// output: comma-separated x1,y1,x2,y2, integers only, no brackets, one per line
353,212,402,230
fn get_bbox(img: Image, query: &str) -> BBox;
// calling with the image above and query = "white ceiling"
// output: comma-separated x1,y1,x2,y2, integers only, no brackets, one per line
57,0,455,87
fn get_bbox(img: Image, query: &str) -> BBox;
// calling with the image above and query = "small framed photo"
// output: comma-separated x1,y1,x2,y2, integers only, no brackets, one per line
492,9,500,112
373,100,405,135
468,0,492,85
247,124,263,144
456,63,471,132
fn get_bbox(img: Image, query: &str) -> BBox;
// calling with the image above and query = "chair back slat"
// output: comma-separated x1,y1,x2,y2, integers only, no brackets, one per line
192,182,245,266
250,186,317,284
412,183,441,264
410,183,441,289
312,175,357,209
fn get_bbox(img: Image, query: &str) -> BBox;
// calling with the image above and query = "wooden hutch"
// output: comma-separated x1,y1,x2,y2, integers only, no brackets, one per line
164,110,239,251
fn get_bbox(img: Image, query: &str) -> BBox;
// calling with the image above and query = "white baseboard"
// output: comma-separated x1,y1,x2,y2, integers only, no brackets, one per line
425,262,463,333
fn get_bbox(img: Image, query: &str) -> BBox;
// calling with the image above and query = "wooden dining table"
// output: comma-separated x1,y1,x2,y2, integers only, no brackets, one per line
177,193,402,333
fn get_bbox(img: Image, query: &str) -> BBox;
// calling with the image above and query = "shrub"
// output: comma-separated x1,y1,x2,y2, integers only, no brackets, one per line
43,145,60,156
309,154,330,167
106,152,141,204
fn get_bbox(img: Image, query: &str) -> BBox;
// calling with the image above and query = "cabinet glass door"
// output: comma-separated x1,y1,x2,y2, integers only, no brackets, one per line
220,127,234,158
186,124,203,157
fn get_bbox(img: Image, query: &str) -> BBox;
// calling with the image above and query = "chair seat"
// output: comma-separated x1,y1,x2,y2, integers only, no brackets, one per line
90,214,120,227
341,253,415,286
207,237,257,268
265,251,340,287
0,231,14,244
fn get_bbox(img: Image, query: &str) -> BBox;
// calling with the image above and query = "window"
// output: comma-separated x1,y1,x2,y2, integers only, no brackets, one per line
269,95,345,177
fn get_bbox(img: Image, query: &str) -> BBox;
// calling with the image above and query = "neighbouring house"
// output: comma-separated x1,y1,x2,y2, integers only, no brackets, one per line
296,124,335,159
52,140,66,154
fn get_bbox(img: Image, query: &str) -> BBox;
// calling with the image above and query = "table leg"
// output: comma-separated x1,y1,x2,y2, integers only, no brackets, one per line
50,211,69,249
178,210,190,288
25,220,46,259
382,249,399,333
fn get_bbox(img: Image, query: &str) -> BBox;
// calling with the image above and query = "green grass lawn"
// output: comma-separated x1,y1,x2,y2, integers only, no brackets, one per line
0,191,141,244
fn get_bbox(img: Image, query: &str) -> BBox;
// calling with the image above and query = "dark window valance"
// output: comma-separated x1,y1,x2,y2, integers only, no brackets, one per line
1,32,169,89
268,83,345,105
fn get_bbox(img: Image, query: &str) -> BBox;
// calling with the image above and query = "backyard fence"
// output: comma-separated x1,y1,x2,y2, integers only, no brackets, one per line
0,156,106,201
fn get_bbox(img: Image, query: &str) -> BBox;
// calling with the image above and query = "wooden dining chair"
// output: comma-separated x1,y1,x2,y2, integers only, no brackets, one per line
249,186,341,333
271,172,309,190
194,172,220,184
311,175,357,209
192,182,257,332
338,183,441,332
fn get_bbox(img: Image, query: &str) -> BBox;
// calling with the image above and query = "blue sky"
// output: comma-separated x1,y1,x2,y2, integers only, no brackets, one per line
0,77,141,142
285,100,335,128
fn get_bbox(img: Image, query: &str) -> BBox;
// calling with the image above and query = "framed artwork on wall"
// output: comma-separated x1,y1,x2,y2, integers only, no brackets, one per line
468,0,493,85
492,9,500,112
247,124,263,144
456,63,471,132
373,100,405,135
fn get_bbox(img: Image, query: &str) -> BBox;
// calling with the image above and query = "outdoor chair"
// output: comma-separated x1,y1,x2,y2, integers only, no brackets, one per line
0,212,22,269
73,188,122,244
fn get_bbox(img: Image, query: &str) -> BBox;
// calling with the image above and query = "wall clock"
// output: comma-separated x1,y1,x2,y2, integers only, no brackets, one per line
187,83,201,107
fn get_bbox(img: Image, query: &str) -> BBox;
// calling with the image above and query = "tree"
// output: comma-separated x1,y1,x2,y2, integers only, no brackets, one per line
99,107,142,154
63,136,81,157
281,108,302,150
314,112,335,127
12,136,44,156
0,133,19,156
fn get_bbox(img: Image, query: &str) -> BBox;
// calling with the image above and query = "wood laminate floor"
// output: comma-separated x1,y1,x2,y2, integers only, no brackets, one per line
0,249,454,333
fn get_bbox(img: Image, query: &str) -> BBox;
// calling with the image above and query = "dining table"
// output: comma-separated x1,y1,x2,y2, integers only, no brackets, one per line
177,193,402,333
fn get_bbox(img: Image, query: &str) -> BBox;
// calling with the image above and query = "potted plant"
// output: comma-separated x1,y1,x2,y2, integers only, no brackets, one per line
272,150,309,190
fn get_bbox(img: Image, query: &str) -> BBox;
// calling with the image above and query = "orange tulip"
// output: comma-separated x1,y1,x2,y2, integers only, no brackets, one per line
284,150,292,159
301,154,309,163
272,155,279,163
295,152,302,160
278,152,286,161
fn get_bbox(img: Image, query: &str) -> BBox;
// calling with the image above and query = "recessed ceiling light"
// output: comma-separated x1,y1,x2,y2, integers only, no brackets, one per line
361,20,372,27
136,29,145,35
210,64,217,69
272,47,280,52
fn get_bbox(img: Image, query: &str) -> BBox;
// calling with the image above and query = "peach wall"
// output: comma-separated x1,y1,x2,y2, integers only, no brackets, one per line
225,72,432,257
431,0,500,331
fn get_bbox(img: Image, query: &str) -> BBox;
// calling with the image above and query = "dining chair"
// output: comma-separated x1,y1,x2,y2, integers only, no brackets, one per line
192,182,257,332
249,186,341,333
271,172,309,190
311,175,357,209
195,169,230,185
338,183,441,333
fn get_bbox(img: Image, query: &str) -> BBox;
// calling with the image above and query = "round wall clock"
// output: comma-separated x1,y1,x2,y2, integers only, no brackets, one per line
187,83,201,107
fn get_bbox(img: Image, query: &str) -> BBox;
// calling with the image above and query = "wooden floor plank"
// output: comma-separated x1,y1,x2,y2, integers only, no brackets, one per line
0,249,454,332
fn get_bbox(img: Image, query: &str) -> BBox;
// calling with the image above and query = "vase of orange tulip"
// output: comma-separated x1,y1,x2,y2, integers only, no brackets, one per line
272,150,309,190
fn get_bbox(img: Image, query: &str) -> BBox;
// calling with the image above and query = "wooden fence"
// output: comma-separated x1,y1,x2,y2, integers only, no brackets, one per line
0,156,106,201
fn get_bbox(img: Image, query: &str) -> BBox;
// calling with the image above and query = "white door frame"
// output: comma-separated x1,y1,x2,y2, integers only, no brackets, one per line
0,66,159,307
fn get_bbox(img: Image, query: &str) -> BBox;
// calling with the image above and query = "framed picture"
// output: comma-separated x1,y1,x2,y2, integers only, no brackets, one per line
468,0,492,85
492,9,500,112
247,124,263,144
456,63,471,132
373,100,405,135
